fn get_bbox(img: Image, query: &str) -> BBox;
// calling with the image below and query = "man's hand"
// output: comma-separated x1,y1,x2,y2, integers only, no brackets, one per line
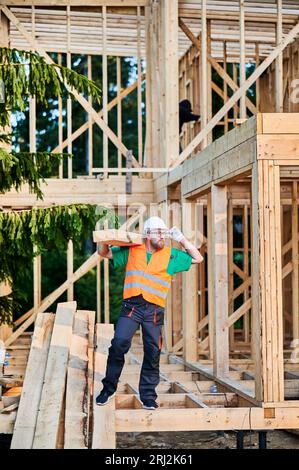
97,242,113,259
170,226,185,243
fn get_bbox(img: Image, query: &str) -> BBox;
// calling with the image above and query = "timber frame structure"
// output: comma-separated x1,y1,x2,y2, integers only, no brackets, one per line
1,0,299,448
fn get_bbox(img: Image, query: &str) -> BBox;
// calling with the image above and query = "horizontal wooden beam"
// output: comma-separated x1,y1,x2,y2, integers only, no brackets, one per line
115,406,299,432
92,167,170,173
0,177,154,207
3,1,149,5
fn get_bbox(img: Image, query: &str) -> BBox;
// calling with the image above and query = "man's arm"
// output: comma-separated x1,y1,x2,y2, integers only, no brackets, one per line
170,227,203,264
180,238,203,263
97,242,113,260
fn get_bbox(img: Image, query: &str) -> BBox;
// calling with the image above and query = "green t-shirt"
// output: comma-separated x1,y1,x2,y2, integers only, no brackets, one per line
110,245,192,275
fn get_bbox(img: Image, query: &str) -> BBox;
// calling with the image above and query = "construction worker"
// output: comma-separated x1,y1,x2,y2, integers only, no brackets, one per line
179,99,200,153
179,99,200,134
96,216,203,410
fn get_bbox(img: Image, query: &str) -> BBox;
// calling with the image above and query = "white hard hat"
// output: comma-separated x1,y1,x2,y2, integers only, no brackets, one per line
143,216,168,233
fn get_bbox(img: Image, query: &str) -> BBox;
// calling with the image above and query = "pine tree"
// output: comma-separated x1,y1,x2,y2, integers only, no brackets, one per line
0,47,119,325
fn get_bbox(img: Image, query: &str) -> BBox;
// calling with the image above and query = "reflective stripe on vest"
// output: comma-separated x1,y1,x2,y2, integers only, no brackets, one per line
124,282,168,299
125,270,171,288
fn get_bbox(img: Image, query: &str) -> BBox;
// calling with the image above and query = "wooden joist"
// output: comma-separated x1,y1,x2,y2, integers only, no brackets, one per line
11,312,55,449
10,304,98,448
32,302,76,449
92,323,115,449
64,310,91,449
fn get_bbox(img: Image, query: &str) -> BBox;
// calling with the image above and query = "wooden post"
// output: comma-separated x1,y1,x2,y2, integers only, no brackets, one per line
162,0,179,167
58,52,63,179
275,0,283,112
172,201,182,350
197,202,205,338
165,200,173,352
104,221,109,324
255,44,260,112
96,220,101,324
150,1,160,169
33,247,41,315
207,192,214,359
67,240,74,301
239,0,246,119
243,204,250,343
92,323,115,448
88,55,93,176
233,63,238,122
96,255,101,324
0,9,9,47
292,181,299,341
0,9,10,149
201,0,208,149
30,10,42,318
144,5,153,170
67,4,72,178
102,5,108,178
207,19,212,145
211,184,229,377
251,160,284,403
182,199,198,362
116,57,122,174
137,5,143,166
228,196,234,350
0,282,12,342
223,42,229,134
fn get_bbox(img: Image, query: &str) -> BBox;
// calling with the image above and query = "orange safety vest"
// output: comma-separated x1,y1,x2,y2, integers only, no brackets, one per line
123,244,172,307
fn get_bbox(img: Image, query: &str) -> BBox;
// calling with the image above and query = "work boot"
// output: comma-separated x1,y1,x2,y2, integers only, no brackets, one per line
96,388,116,406
141,399,159,410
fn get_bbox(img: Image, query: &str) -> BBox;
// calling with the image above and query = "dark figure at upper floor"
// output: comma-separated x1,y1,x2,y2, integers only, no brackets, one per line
179,99,200,134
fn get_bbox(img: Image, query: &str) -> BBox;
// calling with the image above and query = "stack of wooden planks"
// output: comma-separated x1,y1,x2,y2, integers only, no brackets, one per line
9,301,114,449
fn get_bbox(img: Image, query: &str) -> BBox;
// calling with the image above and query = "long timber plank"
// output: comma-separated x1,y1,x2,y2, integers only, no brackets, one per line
92,323,115,449
32,302,76,449
10,313,55,448
64,310,95,449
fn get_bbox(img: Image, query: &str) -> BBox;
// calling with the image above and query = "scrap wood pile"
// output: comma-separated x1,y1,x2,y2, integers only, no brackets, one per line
6,301,112,449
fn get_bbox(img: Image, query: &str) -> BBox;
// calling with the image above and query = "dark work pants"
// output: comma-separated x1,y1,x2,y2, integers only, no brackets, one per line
101,295,164,402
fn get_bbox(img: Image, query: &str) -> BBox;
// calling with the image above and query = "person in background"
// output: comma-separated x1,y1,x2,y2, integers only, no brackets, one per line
179,99,200,152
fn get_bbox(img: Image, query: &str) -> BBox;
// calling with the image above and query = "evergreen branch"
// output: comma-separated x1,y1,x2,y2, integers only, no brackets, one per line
0,133,11,144
0,47,101,128
0,204,119,288
0,293,21,326
0,149,69,199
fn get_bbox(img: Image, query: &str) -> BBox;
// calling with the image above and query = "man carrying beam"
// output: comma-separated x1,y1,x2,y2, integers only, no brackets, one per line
96,216,203,410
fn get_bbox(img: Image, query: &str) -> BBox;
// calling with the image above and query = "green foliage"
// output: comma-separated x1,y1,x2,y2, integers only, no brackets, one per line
0,148,67,199
0,133,11,145
0,294,21,326
0,47,101,129
0,204,118,324
2,52,145,326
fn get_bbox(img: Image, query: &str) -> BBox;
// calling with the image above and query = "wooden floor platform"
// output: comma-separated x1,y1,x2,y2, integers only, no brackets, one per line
1,301,299,448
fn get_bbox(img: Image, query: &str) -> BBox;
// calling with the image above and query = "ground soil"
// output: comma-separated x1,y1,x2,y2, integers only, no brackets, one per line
117,430,299,449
